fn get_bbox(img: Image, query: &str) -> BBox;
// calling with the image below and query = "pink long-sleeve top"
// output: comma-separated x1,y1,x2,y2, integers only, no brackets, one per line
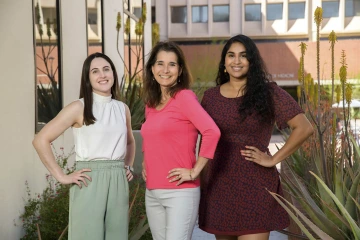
140,89,220,189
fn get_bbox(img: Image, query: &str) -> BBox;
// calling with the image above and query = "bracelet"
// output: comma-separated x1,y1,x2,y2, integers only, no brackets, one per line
189,169,196,181
125,165,134,173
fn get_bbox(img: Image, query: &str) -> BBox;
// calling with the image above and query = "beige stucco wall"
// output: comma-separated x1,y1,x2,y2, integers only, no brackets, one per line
0,0,37,238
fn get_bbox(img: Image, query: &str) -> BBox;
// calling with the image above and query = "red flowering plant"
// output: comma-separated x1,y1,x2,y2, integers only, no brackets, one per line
18,145,74,240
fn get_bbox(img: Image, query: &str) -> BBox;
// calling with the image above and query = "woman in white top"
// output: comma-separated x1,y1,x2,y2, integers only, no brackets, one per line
33,52,135,240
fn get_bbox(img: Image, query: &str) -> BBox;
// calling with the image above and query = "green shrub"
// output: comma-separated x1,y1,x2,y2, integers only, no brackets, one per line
20,146,74,240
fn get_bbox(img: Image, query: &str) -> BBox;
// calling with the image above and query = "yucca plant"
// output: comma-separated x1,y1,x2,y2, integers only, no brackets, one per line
272,7,360,240
115,3,155,130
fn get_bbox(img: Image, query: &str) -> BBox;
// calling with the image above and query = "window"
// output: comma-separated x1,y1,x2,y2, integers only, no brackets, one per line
133,7,142,19
88,9,97,24
87,0,103,55
42,8,57,21
289,2,305,20
171,6,187,23
245,4,261,21
152,6,156,23
33,0,62,132
213,5,229,22
345,0,360,17
192,6,208,23
322,0,339,18
267,3,283,20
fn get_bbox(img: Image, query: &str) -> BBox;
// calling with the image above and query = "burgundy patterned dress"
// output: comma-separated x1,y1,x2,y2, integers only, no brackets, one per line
198,83,303,236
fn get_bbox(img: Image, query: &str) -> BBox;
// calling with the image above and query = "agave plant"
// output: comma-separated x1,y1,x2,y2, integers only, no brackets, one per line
274,7,360,240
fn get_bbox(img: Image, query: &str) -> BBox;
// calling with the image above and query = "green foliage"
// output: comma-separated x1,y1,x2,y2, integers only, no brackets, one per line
37,81,61,124
20,146,74,240
276,7,360,240
116,4,149,130
152,23,160,47
128,176,152,240
120,76,145,130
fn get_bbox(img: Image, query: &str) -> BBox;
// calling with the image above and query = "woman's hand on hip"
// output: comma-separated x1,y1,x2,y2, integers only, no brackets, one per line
59,168,92,188
241,146,275,167
125,169,134,182
168,168,193,186
142,168,147,182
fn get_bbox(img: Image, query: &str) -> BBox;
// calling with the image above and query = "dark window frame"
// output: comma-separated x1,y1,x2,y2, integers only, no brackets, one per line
288,2,306,20
171,6,187,23
322,0,340,18
213,5,230,22
192,5,208,23
245,4,262,21
266,3,283,21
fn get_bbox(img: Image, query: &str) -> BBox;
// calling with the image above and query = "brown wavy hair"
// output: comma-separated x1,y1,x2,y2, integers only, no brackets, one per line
143,41,192,108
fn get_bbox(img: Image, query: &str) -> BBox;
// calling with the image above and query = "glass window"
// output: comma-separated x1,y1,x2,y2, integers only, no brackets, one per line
88,0,103,55
34,0,62,132
322,0,339,18
267,3,283,20
88,9,97,24
133,7,142,19
152,6,156,23
213,5,229,22
345,0,360,17
171,6,187,23
245,4,261,21
192,6,208,23
289,2,305,20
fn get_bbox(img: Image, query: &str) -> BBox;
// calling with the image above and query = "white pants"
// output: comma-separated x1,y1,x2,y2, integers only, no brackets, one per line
145,187,200,240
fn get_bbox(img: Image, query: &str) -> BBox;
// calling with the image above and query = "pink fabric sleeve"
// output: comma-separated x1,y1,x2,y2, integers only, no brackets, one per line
176,90,220,159
141,106,150,152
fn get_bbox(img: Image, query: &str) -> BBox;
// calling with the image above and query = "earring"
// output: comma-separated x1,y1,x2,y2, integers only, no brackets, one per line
178,77,181,83
224,68,227,73
152,77,155,81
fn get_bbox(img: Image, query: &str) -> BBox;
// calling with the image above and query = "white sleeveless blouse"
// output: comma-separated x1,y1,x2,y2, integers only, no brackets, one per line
73,92,127,161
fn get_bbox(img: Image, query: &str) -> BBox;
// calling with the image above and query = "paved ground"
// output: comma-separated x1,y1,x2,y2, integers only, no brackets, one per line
191,135,288,240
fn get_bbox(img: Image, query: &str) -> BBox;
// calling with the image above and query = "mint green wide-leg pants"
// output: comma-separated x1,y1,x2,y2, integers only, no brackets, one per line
68,160,129,240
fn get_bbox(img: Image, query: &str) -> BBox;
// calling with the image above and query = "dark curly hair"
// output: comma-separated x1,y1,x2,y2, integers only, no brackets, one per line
216,34,275,123
144,41,192,108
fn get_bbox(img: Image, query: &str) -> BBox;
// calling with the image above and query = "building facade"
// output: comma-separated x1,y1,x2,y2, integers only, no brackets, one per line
148,0,360,90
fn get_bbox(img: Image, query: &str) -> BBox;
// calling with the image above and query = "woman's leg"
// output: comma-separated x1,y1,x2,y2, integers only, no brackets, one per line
146,189,166,240
238,232,270,240
105,165,129,240
69,163,107,240
215,232,270,240
215,235,237,240
164,187,200,240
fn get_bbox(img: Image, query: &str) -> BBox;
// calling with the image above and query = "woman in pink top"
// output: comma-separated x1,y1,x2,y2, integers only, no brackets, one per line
141,41,220,240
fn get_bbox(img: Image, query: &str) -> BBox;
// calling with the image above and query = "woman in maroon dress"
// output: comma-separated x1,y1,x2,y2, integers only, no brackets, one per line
198,34,314,240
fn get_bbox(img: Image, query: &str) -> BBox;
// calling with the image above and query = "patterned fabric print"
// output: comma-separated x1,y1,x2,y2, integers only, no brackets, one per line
199,83,303,235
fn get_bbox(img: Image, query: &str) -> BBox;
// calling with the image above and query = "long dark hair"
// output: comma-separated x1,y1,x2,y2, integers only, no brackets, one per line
216,34,275,123
79,52,121,125
144,41,192,108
